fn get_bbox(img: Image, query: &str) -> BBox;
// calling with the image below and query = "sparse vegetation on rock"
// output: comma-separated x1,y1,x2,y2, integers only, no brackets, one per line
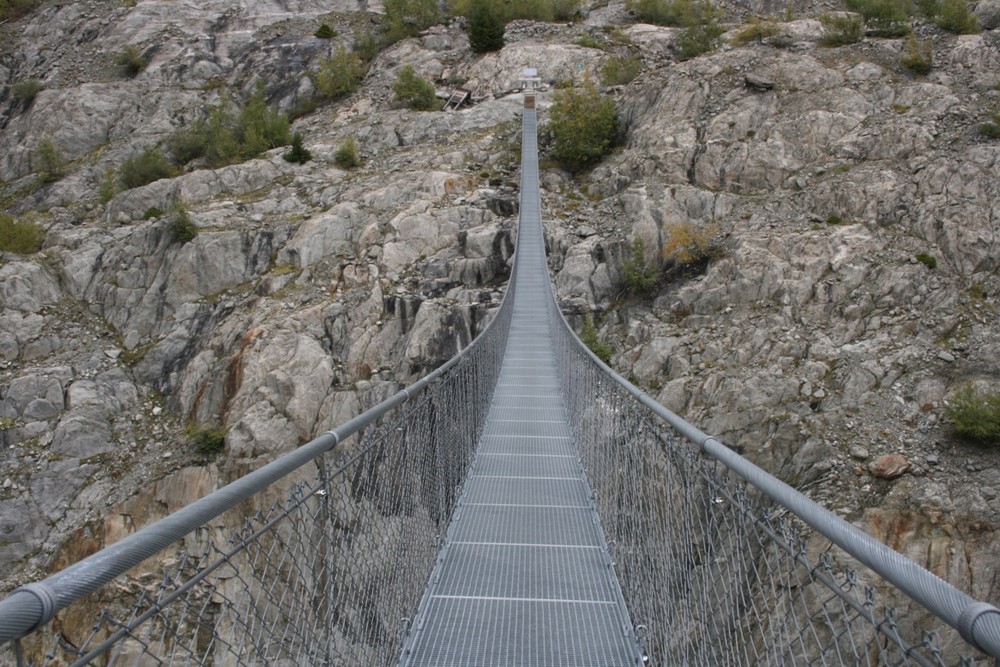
393,65,439,110
548,82,618,173
314,45,367,100
115,44,148,77
946,384,1000,445
119,146,173,190
0,214,45,254
334,137,361,169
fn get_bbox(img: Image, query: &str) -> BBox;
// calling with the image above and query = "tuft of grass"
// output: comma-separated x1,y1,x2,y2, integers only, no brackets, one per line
731,17,783,45
334,137,361,169
826,214,846,225
846,0,911,36
901,35,933,74
946,383,1000,445
0,214,45,254
819,12,864,45
115,45,148,78
186,423,227,458
979,111,1000,139
119,146,173,190
915,252,937,269
10,78,43,108
579,316,613,364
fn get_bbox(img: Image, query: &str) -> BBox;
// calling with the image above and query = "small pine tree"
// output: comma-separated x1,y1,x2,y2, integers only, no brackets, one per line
283,132,313,163
314,23,336,39
467,0,506,52
169,199,197,244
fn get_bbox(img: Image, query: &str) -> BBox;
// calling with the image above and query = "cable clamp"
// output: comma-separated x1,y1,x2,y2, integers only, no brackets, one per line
957,601,1000,651
15,582,58,631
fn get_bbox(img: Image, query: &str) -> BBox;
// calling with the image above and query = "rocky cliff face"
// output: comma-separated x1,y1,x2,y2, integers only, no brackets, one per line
1,0,999,622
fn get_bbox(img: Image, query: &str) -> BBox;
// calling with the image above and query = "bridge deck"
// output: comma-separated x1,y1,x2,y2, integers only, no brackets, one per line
400,107,639,666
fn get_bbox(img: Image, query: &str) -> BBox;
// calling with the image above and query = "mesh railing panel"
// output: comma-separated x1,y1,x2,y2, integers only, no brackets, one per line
2,286,513,667
553,319,990,666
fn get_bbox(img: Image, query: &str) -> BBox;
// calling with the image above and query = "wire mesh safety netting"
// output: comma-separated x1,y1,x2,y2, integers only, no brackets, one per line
1,289,513,667
553,318,994,667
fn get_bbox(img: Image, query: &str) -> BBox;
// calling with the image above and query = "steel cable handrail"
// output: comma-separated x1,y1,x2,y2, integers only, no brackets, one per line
546,266,1000,661
0,230,521,650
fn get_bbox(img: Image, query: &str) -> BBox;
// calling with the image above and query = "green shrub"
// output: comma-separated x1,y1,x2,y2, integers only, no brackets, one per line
0,0,39,22
334,137,361,169
676,1,725,61
731,17,783,45
467,0,506,52
98,168,118,203
579,316,613,364
168,85,289,168
143,206,164,219
845,0,911,35
663,221,717,267
621,237,661,295
901,35,933,74
549,82,619,173
34,137,66,183
237,82,291,157
353,29,383,63
115,44,148,78
0,214,45,254
393,65,439,110
600,55,642,86
915,251,937,268
186,423,227,457
935,0,978,32
314,23,336,38
626,0,691,25
451,0,580,22
819,12,864,45
10,78,43,108
384,0,441,40
169,199,197,243
283,132,313,163
119,146,173,190
826,214,845,225
946,383,1000,444
980,111,1000,139
315,45,367,100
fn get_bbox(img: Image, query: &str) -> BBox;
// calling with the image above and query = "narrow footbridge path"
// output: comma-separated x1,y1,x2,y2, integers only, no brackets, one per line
3,94,1000,667
400,104,640,666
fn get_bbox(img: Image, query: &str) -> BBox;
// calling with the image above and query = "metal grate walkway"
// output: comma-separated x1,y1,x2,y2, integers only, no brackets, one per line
399,104,641,666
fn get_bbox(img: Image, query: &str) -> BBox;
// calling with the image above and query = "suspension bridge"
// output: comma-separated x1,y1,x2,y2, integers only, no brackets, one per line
2,94,1000,666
